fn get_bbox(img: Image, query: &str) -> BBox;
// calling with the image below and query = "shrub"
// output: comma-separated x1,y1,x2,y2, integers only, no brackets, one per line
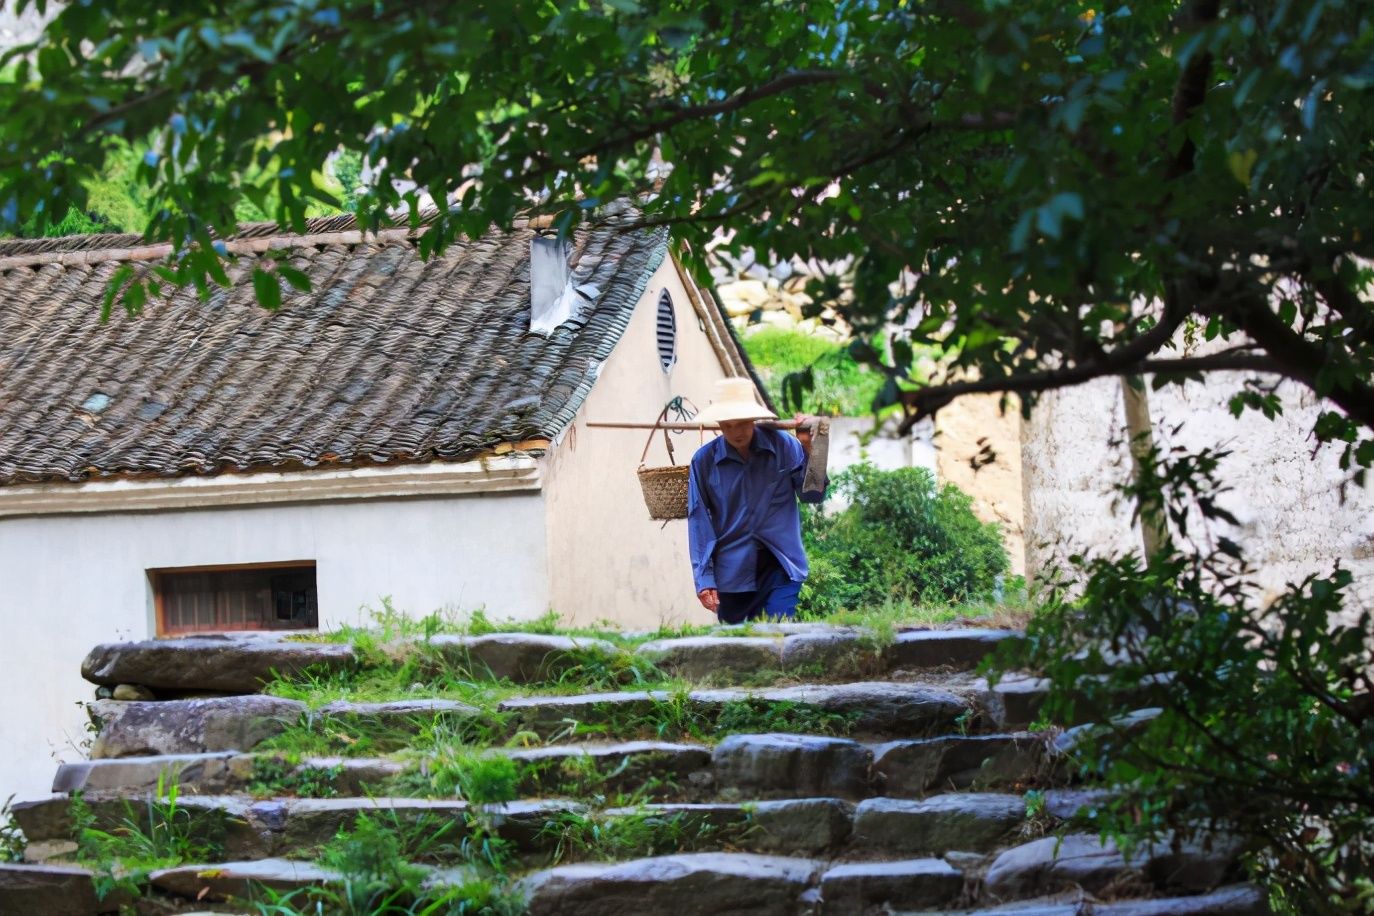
801,464,1009,614
990,443,1374,914
741,326,889,416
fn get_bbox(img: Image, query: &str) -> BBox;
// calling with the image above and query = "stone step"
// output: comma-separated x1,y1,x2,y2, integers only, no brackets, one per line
79,676,1049,768
817,858,965,913
87,695,306,759
0,863,136,915
873,733,1051,795
149,856,339,903
711,733,874,800
503,739,713,798
52,751,239,795
11,794,264,859
425,633,620,683
79,628,1023,700
519,852,970,915
979,675,1049,729
636,628,1022,684
498,681,973,741
595,799,854,857
982,831,1243,899
12,793,579,860
81,634,356,694
50,729,1062,814
850,793,1026,855
315,697,480,728
520,852,823,915
883,629,1022,672
951,883,1267,915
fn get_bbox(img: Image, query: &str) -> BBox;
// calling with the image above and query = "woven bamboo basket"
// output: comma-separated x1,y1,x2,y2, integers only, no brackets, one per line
635,403,698,520
637,464,691,520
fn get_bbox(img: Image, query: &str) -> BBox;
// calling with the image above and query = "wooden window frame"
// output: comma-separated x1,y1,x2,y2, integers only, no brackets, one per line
149,560,318,637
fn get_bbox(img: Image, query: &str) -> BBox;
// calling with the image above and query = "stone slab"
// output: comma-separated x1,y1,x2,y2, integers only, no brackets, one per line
249,797,470,852
150,857,340,901
498,690,671,734
521,852,820,916
601,798,852,855
428,633,620,683
852,793,1024,855
11,795,261,855
316,698,479,729
733,682,971,736
52,752,238,795
984,833,1133,897
1097,884,1268,915
503,740,711,795
819,858,964,913
750,798,854,854
884,628,1021,670
983,831,1240,898
979,675,1049,730
0,863,135,915
635,636,783,681
779,630,876,676
89,695,306,758
962,884,1267,915
711,733,873,799
284,756,409,795
874,734,1046,795
81,635,355,693
1041,788,1116,821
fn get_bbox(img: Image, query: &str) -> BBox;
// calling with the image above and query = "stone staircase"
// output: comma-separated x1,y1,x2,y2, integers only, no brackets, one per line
0,624,1266,914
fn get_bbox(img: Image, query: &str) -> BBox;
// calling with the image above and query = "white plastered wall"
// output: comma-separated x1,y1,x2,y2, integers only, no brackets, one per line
1022,374,1374,621
542,257,736,629
0,489,548,802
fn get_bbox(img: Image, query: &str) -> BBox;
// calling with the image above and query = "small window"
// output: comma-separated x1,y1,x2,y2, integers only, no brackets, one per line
655,289,677,372
150,562,318,636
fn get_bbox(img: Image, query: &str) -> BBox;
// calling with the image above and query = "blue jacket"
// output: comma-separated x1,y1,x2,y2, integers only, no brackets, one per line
687,426,825,593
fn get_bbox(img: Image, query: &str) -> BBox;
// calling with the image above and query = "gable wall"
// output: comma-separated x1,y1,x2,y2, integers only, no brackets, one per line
542,257,735,629
0,489,548,802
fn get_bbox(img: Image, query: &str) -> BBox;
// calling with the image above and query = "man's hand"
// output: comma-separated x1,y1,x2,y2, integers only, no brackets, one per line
697,588,720,613
793,413,820,453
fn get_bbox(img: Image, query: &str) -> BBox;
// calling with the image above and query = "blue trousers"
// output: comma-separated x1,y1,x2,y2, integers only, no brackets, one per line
716,546,801,624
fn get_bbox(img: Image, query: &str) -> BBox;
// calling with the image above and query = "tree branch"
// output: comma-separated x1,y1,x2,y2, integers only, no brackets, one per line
1225,294,1374,431
896,351,1300,432
564,69,854,164
1165,0,1222,180
897,307,1191,423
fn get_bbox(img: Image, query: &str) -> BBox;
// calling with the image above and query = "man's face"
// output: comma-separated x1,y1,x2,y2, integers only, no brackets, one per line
719,418,756,453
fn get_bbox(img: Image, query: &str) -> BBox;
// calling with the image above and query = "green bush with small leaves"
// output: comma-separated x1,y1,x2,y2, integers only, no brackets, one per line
801,463,1009,615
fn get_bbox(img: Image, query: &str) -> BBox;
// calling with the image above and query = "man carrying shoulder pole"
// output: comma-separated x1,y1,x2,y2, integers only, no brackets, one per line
688,378,828,624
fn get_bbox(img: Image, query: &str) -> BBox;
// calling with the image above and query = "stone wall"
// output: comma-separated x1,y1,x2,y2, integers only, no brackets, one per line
1022,375,1374,622
935,396,1026,577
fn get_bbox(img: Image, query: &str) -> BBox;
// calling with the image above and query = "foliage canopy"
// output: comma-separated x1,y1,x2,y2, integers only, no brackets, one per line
1,0,1370,460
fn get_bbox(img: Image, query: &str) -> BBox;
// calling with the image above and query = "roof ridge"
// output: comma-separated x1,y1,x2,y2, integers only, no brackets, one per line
0,212,371,258
0,200,640,262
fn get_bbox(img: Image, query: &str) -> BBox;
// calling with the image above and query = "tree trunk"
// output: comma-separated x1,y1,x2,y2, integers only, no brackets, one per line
1121,376,1167,560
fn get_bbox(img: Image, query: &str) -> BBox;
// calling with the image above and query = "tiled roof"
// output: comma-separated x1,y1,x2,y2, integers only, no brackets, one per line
0,215,669,485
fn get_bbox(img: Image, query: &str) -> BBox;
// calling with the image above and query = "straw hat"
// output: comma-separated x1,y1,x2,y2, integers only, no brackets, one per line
697,377,777,424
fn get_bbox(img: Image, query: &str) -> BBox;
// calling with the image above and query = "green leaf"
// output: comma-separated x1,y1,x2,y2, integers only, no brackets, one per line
251,268,282,310
277,264,313,293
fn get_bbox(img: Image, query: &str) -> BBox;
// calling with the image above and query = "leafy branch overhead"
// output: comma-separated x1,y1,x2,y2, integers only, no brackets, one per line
1,0,1370,464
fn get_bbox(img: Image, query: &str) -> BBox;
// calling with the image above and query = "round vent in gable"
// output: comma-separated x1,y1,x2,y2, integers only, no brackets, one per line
655,289,677,372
